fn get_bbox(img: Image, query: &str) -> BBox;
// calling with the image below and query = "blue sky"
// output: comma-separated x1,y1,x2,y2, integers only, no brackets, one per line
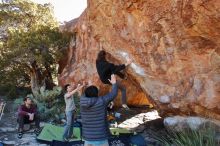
32,0,87,22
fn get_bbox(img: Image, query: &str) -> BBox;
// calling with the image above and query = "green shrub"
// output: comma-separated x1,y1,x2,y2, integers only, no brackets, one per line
29,86,65,121
0,84,31,99
0,84,17,99
34,86,62,102
13,97,24,111
154,126,217,146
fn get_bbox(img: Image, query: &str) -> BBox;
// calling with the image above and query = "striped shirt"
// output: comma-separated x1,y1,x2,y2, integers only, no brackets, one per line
80,84,118,141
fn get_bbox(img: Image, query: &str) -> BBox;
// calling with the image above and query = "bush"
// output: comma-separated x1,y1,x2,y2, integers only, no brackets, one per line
154,126,217,146
0,84,31,99
28,86,65,122
0,84,17,99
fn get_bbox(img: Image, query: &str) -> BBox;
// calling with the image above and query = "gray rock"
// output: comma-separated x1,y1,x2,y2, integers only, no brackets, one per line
164,116,220,132
3,138,8,140
159,95,170,103
164,116,187,131
215,133,220,145
39,144,48,146
40,122,46,127
186,117,206,130
0,127,16,132
3,140,15,145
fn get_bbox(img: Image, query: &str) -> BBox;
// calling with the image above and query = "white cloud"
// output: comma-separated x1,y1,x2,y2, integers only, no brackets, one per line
32,0,87,22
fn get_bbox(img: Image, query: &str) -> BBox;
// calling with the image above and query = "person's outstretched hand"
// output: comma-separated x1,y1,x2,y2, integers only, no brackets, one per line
77,83,84,90
82,81,86,86
108,74,116,84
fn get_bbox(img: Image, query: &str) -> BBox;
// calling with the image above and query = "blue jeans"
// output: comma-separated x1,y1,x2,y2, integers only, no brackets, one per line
63,110,74,139
117,81,126,104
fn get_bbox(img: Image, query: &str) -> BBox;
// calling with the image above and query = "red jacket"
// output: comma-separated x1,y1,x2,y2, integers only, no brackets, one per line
18,104,37,116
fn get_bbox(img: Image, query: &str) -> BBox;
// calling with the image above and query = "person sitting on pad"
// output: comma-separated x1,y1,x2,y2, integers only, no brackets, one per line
17,97,40,139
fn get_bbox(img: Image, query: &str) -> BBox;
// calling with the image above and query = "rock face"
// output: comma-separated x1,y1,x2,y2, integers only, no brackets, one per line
164,116,220,132
58,0,220,119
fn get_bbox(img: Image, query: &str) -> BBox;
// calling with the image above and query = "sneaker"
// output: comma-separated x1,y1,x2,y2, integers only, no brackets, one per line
109,101,114,109
17,131,23,139
63,137,69,142
122,104,130,110
34,128,41,136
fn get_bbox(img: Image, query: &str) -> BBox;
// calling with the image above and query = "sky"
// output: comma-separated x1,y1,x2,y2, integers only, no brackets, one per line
32,0,87,22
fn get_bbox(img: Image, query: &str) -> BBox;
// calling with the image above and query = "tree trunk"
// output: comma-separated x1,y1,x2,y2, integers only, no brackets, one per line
43,63,55,90
29,61,44,100
29,61,55,100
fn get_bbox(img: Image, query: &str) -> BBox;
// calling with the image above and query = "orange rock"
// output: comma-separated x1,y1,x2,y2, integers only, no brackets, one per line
58,0,220,120
127,92,152,106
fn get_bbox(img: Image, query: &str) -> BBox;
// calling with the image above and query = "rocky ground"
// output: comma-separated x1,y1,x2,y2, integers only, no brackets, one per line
0,100,164,146
0,100,48,146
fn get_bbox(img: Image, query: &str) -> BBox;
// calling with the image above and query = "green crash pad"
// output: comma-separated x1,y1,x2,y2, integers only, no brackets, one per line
37,123,133,142
37,123,81,142
110,127,133,135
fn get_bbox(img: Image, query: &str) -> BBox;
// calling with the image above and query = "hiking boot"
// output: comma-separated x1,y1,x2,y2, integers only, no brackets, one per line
17,131,23,139
122,104,130,110
34,128,41,136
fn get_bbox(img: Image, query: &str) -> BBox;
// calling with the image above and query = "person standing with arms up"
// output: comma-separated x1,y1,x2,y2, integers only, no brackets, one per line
63,83,84,141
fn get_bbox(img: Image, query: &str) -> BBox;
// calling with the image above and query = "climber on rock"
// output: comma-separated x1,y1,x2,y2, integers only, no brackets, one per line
96,50,132,110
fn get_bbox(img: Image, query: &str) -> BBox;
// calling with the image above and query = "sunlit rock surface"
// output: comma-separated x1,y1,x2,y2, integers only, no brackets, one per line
59,0,220,119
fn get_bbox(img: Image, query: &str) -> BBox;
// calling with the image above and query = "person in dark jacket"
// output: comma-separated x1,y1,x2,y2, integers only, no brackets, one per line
96,50,132,109
80,74,118,146
17,97,40,139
